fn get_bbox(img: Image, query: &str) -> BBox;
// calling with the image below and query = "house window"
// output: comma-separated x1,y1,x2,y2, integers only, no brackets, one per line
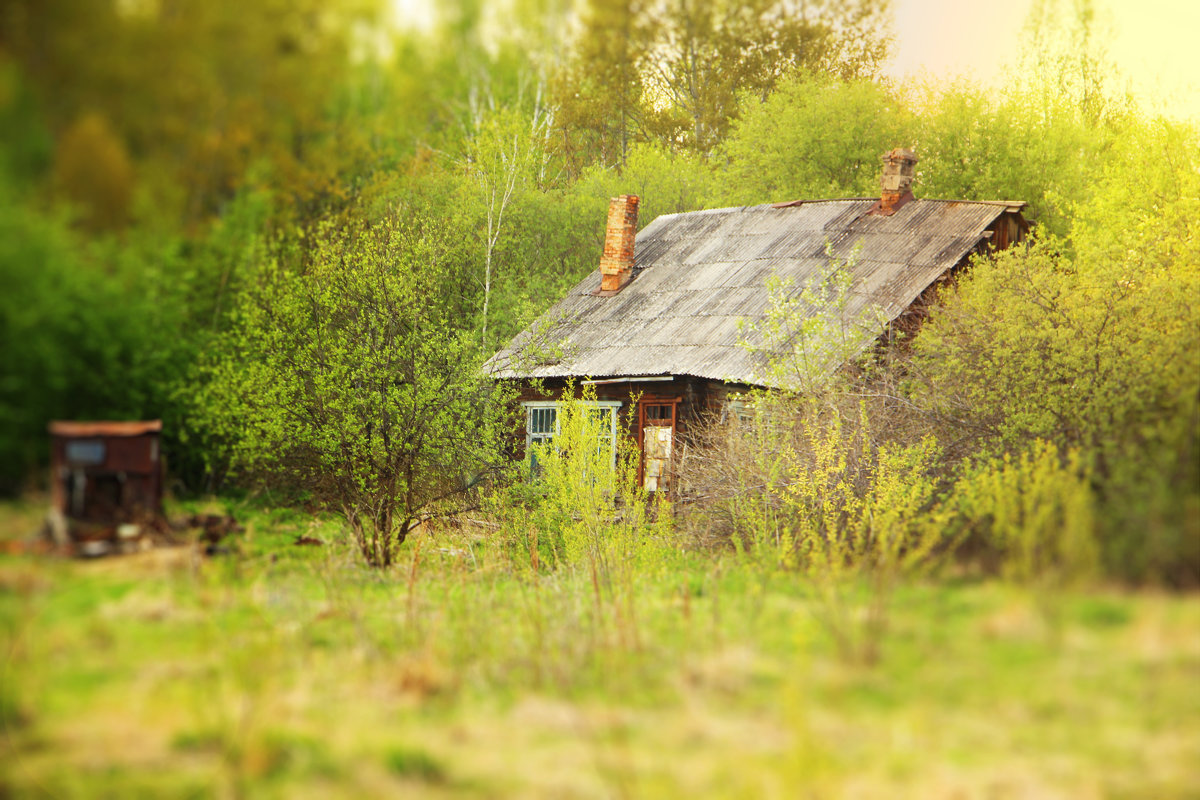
725,399,754,426
65,439,106,466
523,400,622,476
723,397,784,439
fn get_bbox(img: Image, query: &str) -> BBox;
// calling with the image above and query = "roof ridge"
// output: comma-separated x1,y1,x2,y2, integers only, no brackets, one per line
912,198,1027,207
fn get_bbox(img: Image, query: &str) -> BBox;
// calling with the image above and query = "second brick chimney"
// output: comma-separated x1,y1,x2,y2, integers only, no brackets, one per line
876,148,918,216
599,195,639,292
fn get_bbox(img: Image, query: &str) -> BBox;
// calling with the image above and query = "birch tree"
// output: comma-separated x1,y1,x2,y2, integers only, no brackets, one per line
463,99,554,348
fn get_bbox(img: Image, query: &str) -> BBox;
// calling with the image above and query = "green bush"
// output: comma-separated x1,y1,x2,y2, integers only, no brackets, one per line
950,442,1098,585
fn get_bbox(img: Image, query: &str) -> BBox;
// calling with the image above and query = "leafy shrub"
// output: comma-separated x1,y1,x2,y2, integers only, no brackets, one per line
492,387,676,650
680,390,947,663
195,215,515,566
914,234,1199,585
500,387,673,572
949,442,1098,585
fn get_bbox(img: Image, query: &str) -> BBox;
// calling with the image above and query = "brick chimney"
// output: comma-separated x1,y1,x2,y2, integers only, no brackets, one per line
877,148,918,216
599,195,639,292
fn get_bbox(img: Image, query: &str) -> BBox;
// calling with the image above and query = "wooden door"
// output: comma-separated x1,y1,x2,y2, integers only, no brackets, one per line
638,397,680,494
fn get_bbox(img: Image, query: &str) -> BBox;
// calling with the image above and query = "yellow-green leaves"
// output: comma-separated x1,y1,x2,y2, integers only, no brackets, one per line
954,443,1098,586
740,244,885,394
197,214,515,566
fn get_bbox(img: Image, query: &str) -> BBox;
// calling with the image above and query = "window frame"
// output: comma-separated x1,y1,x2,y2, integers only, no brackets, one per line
522,400,623,474
65,439,106,466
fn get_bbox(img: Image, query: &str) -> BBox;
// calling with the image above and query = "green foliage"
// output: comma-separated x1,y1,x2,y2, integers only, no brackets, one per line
951,443,1098,586
551,0,889,162
685,389,946,663
52,112,134,232
738,244,886,393
460,103,555,348
820,119,1200,586
643,0,846,153
1069,116,1200,271
0,61,53,187
0,176,194,495
692,265,949,660
509,388,672,571
1017,0,1133,126
914,230,1199,583
575,142,717,225
489,186,606,320
720,75,910,204
4,499,1200,797
385,746,447,783
0,0,1194,594
494,388,675,649
196,215,515,566
910,1,1135,237
550,0,654,171
788,418,944,665
5,0,394,227
910,81,1096,237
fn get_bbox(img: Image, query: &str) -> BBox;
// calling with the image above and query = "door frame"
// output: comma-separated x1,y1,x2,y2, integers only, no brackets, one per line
636,395,682,493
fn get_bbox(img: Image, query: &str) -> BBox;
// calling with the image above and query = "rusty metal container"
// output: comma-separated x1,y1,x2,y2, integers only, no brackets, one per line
48,420,163,523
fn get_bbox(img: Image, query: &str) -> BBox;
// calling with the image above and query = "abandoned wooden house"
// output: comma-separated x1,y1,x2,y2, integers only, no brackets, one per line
485,149,1029,492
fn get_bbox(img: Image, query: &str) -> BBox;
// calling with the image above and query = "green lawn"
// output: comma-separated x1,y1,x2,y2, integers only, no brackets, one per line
2,499,1198,798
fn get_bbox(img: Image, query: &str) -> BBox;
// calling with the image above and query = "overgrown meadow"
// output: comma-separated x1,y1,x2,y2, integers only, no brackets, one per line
3,495,1198,798
4,400,1200,797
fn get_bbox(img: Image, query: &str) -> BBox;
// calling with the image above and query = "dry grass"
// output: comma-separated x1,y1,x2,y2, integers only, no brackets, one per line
1,501,1198,798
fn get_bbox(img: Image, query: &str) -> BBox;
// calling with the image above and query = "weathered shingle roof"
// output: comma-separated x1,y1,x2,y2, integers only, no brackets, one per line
486,198,1024,387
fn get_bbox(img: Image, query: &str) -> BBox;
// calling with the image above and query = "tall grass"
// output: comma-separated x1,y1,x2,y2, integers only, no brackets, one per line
681,392,950,664
2,495,1197,797
491,388,677,655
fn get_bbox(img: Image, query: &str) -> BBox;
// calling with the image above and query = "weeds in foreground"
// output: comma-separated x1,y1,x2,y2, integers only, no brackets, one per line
678,379,1109,665
689,393,947,664
492,388,678,656
0,494,1196,798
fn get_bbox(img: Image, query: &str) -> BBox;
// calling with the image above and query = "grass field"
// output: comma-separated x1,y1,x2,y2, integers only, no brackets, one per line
2,497,1198,799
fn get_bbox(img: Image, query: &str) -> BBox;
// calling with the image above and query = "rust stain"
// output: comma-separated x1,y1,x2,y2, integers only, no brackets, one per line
49,420,162,437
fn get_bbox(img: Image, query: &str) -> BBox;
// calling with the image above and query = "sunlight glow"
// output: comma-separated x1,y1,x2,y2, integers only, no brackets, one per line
885,0,1200,120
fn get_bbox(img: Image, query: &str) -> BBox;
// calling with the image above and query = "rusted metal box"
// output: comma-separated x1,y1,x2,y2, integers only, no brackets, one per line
48,420,163,522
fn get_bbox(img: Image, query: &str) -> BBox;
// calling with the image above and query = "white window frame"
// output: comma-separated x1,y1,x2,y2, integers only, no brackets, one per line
525,401,560,449
523,400,623,473
725,398,754,426
723,395,783,438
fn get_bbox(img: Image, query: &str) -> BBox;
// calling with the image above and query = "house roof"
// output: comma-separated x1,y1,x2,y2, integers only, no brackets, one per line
485,198,1026,388
49,420,163,438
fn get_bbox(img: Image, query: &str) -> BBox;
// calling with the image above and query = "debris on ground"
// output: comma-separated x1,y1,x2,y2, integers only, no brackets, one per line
179,513,244,555
11,509,246,560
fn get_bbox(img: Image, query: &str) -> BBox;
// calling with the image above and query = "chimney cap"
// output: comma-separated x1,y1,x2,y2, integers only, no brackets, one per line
882,147,918,164
874,147,919,216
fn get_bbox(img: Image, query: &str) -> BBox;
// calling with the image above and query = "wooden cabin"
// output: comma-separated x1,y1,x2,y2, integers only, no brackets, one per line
485,150,1029,493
